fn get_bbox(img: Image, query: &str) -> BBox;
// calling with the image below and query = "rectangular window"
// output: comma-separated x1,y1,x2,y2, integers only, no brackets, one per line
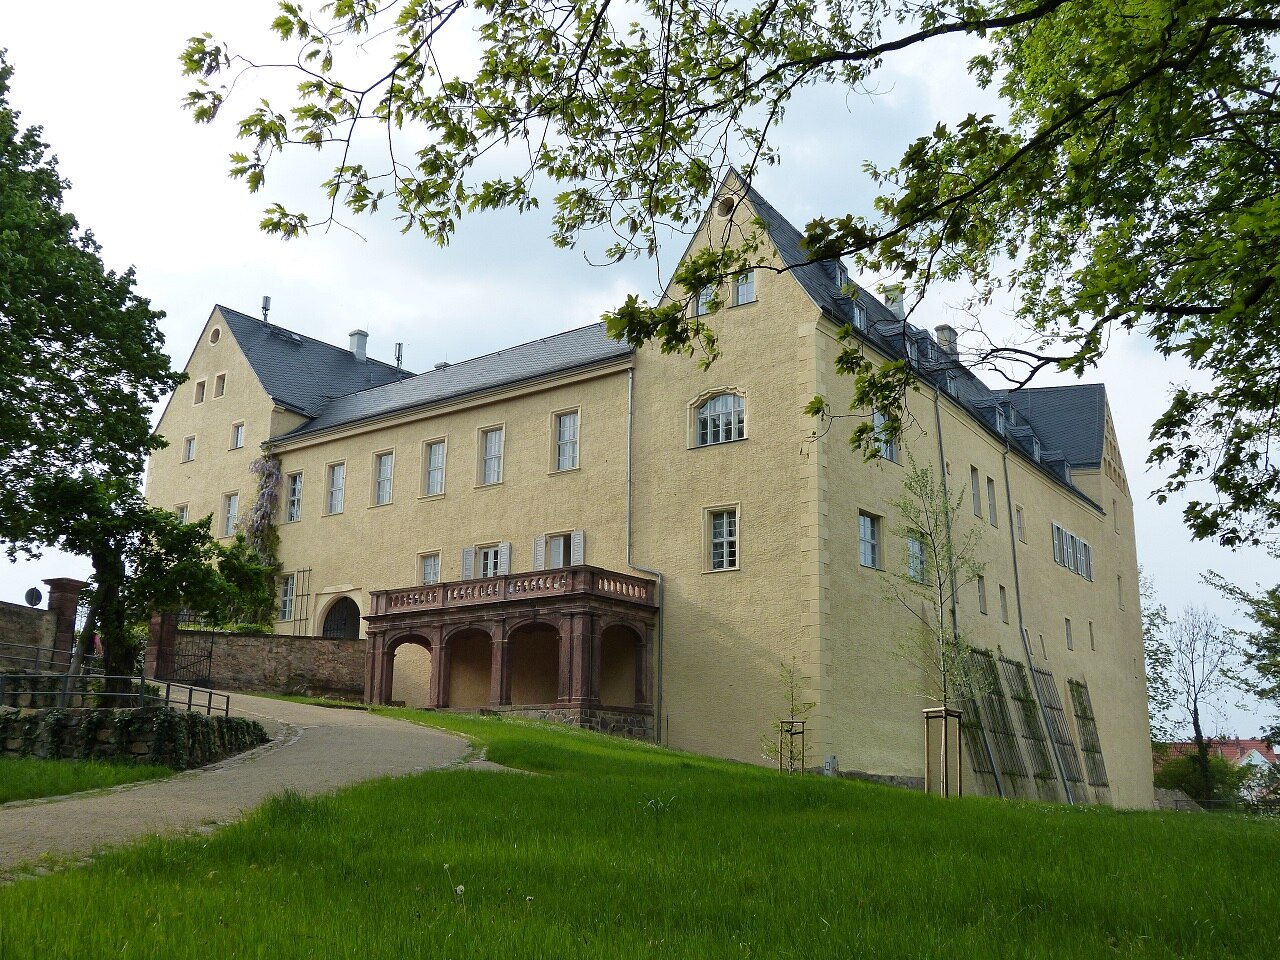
906,533,927,583
182,436,196,462
479,544,502,578
995,408,1006,435
279,573,296,621
873,410,897,462
424,440,446,496
1118,575,1125,610
222,492,239,538
374,451,394,505
213,373,226,398
986,477,998,527
481,427,504,485
1015,506,1027,543
859,512,880,568
977,575,988,614
1089,621,1096,651
326,462,346,514
175,504,189,524
999,584,1009,623
971,467,982,517
735,270,756,305
695,285,715,316
194,380,206,404
709,509,738,570
421,553,441,585
555,411,579,471
230,422,245,450
1065,618,1074,651
546,533,572,569
286,472,303,523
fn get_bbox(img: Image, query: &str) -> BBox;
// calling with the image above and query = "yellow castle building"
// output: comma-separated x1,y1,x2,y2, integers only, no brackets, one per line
146,178,1154,807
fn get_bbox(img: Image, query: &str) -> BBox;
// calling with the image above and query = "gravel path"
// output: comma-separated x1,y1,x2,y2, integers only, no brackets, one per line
0,694,470,876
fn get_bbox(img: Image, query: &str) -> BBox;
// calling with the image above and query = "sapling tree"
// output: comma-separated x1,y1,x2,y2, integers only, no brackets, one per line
760,656,816,773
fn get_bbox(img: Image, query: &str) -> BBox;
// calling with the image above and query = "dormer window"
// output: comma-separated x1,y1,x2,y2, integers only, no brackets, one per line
1032,437,1041,462
995,408,1006,436
852,302,867,331
833,261,850,292
697,393,746,446
906,339,919,365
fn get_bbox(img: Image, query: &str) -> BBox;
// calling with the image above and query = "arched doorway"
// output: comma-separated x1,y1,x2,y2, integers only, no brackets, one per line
446,629,491,708
322,596,361,638
600,623,641,708
508,622,560,705
390,637,432,708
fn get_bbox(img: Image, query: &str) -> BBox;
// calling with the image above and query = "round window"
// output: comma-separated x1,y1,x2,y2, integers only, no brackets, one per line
209,327,221,344
714,196,737,219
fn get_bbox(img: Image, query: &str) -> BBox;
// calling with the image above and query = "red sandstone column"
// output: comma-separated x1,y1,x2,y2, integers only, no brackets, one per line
489,620,511,706
556,617,572,703
43,578,87,671
145,610,179,680
431,632,451,708
364,630,382,704
635,633,651,708
569,612,594,704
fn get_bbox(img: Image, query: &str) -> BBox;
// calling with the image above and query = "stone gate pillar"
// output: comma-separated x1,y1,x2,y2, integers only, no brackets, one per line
44,578,87,671
146,610,179,680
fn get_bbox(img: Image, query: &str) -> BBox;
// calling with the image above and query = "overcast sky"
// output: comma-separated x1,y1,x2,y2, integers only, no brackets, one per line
5,3,1276,736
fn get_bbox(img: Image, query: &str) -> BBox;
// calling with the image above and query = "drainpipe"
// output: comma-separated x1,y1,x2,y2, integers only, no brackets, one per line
1001,446,1075,804
626,367,666,744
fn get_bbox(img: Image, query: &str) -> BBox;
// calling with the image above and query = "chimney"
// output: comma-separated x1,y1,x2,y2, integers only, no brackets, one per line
261,295,272,323
934,324,959,360
879,282,906,321
349,329,368,363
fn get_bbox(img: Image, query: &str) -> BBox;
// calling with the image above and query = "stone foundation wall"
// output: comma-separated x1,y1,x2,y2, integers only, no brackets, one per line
500,705,655,741
199,630,365,698
0,705,268,770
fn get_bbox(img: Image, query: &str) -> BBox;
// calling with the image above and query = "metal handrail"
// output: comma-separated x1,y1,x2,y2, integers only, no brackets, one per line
0,672,230,716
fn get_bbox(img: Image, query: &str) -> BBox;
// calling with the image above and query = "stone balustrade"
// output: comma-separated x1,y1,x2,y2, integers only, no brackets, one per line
370,565,657,616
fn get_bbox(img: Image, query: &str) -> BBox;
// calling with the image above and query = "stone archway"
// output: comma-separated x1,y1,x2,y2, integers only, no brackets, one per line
446,628,491,708
389,635,432,708
322,596,361,639
600,623,642,708
507,621,561,706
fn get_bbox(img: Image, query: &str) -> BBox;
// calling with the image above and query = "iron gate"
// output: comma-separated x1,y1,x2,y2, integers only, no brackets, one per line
161,612,216,687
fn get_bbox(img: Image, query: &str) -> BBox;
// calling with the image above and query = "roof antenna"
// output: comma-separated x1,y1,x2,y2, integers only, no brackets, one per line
261,295,272,323
395,342,403,370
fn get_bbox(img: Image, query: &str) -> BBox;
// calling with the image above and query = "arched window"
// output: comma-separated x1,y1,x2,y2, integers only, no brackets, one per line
697,394,745,446
322,597,361,639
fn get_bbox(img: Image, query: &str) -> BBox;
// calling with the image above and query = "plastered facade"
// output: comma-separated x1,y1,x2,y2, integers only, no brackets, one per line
146,188,1153,808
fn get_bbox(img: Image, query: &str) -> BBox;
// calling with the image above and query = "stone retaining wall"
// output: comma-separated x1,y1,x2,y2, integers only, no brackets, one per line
203,630,365,698
0,601,53,671
497,705,655,740
0,705,268,770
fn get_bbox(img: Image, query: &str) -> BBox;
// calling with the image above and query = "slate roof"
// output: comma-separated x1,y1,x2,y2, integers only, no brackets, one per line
993,385,1107,469
218,306,414,417
276,322,633,441
739,175,1109,497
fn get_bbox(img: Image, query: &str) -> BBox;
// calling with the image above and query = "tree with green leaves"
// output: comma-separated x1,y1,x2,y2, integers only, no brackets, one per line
1204,570,1280,744
0,53,272,687
1140,570,1175,743
186,1,1280,547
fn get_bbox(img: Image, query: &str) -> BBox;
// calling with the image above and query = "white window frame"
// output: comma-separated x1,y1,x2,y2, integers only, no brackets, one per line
1065,618,1074,651
222,492,239,538
420,552,441,585
213,373,226,398
286,472,303,523
695,285,715,317
986,477,998,527
480,426,504,485
999,584,1009,623
734,270,756,305
873,410,898,462
859,512,880,569
906,533,927,583
696,393,746,447
175,503,189,524
279,573,296,621
230,422,245,450
181,436,196,463
194,380,206,404
977,575,988,614
423,439,446,496
1015,505,1027,543
533,530,585,570
326,462,346,515
373,450,394,505
479,544,502,578
708,507,739,571
554,410,579,472
970,467,982,517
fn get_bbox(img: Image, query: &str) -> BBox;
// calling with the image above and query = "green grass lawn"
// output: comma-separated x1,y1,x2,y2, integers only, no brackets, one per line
1,710,1277,959
0,755,172,805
